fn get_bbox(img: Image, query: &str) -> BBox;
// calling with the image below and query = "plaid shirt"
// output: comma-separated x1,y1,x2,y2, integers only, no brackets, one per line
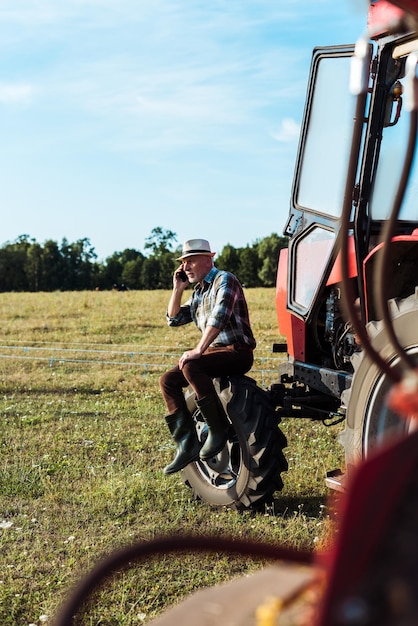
167,266,256,349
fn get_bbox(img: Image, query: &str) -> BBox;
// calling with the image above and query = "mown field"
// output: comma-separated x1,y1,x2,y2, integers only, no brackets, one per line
0,289,344,625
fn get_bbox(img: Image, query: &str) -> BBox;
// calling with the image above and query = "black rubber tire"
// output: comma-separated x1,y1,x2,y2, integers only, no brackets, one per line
181,375,288,511
339,292,418,474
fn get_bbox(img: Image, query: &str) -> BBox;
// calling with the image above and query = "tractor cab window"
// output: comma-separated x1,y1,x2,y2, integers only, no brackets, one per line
296,52,355,218
369,71,418,222
293,226,336,310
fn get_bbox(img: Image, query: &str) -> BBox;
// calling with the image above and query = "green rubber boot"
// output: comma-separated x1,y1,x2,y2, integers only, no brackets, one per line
163,410,201,474
196,394,229,460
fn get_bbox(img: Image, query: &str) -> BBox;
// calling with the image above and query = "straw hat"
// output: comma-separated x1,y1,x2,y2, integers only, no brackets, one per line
176,239,216,261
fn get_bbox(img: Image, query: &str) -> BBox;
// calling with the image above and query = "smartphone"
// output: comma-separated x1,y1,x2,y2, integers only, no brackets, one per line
178,269,188,282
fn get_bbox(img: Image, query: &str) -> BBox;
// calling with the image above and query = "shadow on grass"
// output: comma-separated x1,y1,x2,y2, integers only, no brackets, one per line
229,494,334,519
270,495,326,518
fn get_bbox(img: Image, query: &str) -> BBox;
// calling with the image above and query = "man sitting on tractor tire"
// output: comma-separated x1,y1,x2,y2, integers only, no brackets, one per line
159,238,256,474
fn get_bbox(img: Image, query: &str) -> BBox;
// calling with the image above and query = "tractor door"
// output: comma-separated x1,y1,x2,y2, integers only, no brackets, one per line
284,45,371,323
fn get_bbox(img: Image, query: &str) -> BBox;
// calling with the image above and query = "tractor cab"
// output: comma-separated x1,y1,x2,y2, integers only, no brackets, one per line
276,6,418,386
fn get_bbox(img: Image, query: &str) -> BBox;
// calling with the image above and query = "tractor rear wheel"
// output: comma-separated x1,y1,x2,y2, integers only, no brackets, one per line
339,291,418,475
181,375,288,511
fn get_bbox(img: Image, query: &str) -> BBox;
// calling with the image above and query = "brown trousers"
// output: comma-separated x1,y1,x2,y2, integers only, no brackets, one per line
159,344,254,414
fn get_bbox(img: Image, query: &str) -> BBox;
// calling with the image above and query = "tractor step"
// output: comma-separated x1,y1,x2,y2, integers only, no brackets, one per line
325,468,346,492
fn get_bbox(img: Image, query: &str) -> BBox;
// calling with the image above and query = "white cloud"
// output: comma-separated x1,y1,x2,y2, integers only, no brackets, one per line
273,118,300,143
0,83,33,104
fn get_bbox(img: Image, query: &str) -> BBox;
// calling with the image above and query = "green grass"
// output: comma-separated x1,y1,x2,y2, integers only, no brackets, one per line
0,290,344,625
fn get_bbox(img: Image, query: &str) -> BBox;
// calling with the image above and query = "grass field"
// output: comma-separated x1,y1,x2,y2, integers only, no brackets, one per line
0,289,344,625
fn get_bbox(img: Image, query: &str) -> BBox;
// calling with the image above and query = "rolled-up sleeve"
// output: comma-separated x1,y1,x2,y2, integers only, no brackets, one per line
166,303,193,326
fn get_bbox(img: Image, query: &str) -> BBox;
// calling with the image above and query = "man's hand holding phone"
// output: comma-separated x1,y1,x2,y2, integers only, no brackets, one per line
174,265,188,285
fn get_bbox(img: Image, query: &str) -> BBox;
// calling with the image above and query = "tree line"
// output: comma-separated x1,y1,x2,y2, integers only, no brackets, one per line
0,228,288,292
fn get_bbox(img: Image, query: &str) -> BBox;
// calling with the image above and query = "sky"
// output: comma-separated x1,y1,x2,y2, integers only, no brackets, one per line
0,0,369,261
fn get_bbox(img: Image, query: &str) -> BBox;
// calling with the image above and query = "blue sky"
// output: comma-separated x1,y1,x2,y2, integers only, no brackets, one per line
0,0,368,261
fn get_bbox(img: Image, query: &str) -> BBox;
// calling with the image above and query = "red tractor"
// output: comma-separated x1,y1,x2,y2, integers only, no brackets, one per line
179,0,418,511
275,0,418,491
